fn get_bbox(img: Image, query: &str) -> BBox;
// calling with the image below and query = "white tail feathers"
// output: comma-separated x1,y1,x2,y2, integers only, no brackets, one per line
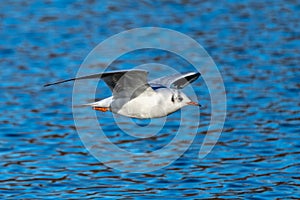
83,97,113,107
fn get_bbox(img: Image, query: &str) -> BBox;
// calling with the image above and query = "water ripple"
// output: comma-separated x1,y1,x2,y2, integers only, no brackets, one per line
0,0,299,199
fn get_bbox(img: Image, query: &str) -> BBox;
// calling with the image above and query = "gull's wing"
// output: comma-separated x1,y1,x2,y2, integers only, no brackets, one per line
149,72,200,89
44,69,153,99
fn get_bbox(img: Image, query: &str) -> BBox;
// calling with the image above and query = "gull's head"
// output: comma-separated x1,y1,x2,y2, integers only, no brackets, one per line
170,90,201,108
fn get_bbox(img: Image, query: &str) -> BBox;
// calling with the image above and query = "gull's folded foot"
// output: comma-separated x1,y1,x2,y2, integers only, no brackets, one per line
93,107,109,112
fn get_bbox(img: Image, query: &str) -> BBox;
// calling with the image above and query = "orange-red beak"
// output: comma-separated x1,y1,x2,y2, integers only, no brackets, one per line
187,101,201,107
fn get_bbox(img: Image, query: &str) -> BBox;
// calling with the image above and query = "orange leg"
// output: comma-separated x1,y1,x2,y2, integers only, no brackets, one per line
93,107,109,112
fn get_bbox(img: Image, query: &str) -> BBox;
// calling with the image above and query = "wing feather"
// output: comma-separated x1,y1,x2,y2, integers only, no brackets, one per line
44,69,153,99
149,72,200,89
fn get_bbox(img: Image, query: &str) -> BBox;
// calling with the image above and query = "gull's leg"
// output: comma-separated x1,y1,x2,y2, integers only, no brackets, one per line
93,107,109,112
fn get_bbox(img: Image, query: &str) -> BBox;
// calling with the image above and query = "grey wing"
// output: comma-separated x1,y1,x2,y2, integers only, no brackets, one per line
149,72,200,89
44,69,153,99
102,70,153,99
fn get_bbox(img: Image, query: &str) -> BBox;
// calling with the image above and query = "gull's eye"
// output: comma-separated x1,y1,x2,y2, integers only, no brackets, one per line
177,95,183,102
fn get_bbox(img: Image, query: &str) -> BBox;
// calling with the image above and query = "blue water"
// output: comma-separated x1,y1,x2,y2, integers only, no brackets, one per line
1,0,300,199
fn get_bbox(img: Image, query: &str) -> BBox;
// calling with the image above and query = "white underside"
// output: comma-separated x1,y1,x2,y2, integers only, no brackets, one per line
86,88,187,119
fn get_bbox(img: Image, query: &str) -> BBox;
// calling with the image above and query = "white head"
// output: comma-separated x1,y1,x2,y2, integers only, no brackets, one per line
157,89,200,116
170,90,200,108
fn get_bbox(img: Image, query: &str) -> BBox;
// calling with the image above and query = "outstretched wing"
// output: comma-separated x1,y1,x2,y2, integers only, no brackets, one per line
44,69,153,99
149,72,200,89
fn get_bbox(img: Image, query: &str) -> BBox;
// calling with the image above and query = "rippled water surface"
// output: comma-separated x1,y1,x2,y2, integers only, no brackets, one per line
1,0,300,199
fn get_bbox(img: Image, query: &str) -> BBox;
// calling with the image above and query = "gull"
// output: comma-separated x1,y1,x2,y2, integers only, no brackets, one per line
44,69,201,119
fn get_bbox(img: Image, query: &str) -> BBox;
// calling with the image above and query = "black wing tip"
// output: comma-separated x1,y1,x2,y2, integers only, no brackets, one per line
183,71,201,79
172,71,201,89
43,82,62,87
189,72,201,79
183,71,201,78
192,71,201,76
43,81,63,87
43,78,76,87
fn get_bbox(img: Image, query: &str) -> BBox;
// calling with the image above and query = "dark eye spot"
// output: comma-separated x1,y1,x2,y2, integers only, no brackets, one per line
171,95,175,103
178,95,183,102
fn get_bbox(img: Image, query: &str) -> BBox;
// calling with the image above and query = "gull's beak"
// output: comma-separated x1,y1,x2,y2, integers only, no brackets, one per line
187,101,201,107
